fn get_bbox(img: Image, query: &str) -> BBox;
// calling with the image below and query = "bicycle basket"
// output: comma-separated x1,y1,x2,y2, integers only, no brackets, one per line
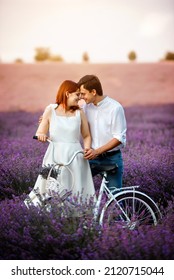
40,164,58,179
45,165,73,201
46,176,71,199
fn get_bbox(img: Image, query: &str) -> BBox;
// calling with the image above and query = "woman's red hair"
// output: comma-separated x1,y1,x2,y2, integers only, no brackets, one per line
55,80,79,111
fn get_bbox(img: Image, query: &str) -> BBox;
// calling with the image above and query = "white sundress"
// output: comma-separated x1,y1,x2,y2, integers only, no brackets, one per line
27,104,96,206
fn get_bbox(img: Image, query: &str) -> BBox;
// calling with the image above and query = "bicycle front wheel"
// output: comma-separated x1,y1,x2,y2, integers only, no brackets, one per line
100,191,161,229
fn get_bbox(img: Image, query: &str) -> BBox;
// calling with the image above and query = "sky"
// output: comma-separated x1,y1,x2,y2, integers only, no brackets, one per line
0,0,174,63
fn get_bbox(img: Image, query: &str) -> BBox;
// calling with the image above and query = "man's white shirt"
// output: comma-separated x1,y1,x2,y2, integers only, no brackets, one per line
82,96,127,151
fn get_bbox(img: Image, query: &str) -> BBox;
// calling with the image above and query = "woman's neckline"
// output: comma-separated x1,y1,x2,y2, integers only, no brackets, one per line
55,113,76,118
54,106,77,117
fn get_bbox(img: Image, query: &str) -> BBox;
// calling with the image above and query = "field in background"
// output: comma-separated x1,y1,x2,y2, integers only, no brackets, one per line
0,62,174,112
0,103,174,259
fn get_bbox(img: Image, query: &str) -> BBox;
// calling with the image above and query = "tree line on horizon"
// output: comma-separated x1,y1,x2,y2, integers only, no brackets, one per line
13,48,174,64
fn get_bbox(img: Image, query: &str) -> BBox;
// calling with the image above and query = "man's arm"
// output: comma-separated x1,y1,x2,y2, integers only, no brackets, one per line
84,104,126,160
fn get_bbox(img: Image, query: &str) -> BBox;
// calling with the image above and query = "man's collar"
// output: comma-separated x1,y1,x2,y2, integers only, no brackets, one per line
95,96,107,106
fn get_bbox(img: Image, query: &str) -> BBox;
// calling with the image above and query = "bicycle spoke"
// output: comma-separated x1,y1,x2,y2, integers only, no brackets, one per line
101,192,160,229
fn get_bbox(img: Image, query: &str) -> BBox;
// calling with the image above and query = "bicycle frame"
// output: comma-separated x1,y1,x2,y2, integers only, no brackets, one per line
93,169,139,222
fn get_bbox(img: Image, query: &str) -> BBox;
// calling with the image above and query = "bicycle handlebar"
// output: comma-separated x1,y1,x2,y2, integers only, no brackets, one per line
33,135,84,166
65,150,84,166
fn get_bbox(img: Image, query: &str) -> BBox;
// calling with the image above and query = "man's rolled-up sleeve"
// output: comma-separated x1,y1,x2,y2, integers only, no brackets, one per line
111,106,127,146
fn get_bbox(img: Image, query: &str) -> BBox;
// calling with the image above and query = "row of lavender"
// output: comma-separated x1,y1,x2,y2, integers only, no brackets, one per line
0,104,174,259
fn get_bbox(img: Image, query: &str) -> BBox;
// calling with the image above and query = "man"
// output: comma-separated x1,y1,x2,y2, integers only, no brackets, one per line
77,75,127,193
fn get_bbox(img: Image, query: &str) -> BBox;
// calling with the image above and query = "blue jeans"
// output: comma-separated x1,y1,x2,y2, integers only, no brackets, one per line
89,150,123,193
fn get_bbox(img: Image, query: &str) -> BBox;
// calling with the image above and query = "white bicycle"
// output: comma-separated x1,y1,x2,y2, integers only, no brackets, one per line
28,137,162,229
91,163,162,229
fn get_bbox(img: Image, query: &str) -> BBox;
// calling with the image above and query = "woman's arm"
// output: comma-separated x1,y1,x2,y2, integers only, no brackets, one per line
80,109,91,150
35,106,51,142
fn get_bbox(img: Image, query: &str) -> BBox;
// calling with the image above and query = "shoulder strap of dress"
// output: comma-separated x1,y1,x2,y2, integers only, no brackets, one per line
48,104,58,118
76,109,81,118
76,109,82,125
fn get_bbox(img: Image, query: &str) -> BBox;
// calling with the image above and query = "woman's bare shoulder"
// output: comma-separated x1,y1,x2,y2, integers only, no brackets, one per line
43,104,56,118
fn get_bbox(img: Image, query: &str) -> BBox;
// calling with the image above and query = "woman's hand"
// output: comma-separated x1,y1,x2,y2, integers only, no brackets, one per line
36,134,48,142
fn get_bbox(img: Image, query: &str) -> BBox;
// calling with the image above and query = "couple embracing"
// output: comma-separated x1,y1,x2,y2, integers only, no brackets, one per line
26,75,127,207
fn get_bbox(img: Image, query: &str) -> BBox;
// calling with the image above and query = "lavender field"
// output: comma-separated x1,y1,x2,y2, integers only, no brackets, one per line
0,104,174,259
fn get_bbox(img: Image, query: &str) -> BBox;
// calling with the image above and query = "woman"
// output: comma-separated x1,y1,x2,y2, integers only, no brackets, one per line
26,80,96,207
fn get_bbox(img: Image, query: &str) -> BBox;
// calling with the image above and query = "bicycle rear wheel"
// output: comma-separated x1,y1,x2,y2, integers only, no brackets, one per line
100,191,161,229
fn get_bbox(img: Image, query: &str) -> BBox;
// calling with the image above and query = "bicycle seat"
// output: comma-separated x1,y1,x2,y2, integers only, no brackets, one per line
90,164,118,174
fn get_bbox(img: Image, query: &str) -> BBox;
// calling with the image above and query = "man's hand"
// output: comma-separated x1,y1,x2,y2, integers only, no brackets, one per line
84,148,99,160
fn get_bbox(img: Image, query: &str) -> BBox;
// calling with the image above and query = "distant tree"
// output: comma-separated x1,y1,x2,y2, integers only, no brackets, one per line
49,54,64,62
164,52,174,61
14,58,24,63
34,47,50,62
128,51,137,62
82,52,90,62
34,48,64,62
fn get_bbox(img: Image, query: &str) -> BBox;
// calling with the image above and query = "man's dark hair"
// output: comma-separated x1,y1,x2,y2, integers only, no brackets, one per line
77,75,103,96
